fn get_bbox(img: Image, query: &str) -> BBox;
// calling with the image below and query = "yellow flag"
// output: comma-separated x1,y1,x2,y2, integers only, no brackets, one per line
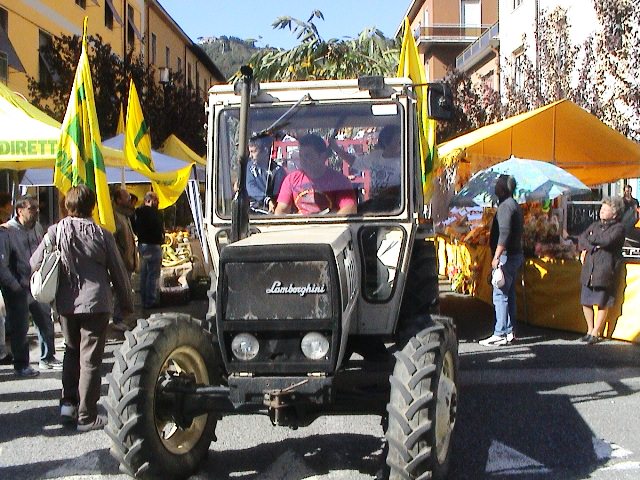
54,17,115,232
116,103,125,135
397,17,439,202
124,79,193,209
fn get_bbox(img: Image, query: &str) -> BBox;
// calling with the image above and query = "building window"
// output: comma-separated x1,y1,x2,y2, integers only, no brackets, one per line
0,52,7,85
187,62,192,89
0,7,7,32
105,1,113,29
177,56,182,73
165,46,170,67
461,0,481,26
38,30,54,87
482,70,494,91
151,33,157,64
195,69,200,96
126,4,143,50
75,0,86,9
513,50,525,90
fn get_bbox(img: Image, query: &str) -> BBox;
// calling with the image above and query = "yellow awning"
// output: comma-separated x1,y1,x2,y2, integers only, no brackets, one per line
438,99,640,186
0,82,123,170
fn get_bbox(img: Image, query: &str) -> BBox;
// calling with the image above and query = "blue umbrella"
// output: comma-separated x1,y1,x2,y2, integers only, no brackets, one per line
450,157,592,207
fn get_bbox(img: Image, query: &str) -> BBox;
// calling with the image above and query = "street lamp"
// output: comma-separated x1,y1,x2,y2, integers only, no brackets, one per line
159,67,172,110
159,66,171,85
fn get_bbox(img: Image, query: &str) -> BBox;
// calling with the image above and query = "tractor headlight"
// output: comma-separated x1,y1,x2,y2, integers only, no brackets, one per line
231,333,259,361
300,332,330,360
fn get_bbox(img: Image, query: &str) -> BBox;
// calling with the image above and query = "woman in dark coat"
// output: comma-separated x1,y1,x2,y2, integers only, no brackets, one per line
578,196,625,344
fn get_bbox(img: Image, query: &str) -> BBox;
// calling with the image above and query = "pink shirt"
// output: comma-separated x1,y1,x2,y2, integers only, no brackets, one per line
277,168,356,214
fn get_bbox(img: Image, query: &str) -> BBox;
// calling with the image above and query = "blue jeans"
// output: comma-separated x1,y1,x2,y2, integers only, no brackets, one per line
492,252,524,336
28,298,56,361
1,288,30,370
139,244,162,308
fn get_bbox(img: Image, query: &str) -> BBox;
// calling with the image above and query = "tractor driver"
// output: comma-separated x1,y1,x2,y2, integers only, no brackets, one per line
275,133,357,215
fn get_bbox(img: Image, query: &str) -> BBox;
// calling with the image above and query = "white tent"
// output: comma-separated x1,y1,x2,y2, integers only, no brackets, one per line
20,134,205,186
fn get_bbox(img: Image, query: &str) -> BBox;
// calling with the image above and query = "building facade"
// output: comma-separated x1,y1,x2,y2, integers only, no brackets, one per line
398,0,499,81
0,0,224,98
498,0,597,95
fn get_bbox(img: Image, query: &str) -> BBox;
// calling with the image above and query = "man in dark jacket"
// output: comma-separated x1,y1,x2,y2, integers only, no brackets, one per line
0,222,39,377
133,191,163,309
5,195,61,371
480,175,524,347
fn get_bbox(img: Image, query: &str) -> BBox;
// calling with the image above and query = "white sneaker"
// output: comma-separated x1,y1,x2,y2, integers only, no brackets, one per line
61,403,78,424
479,334,508,346
506,332,515,343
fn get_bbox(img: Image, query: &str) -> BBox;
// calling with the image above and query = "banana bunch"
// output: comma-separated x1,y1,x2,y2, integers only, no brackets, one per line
162,230,192,267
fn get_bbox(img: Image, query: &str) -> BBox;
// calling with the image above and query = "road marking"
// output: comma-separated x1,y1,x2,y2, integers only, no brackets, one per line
600,461,640,471
593,437,633,461
485,440,552,474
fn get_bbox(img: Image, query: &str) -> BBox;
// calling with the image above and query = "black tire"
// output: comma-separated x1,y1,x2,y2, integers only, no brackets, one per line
105,313,222,479
386,316,458,480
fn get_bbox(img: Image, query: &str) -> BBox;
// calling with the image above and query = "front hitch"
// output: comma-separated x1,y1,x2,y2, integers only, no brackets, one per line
156,372,233,429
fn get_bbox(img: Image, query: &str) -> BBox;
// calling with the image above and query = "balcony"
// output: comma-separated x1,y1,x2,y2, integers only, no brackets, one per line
455,22,499,71
416,24,493,50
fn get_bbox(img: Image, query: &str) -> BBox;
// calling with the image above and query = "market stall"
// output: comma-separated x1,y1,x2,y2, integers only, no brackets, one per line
436,101,640,342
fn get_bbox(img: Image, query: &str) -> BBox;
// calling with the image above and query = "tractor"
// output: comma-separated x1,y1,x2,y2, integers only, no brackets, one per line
106,67,458,480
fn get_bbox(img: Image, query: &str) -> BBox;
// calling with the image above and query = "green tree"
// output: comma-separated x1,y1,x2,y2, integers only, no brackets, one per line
239,11,399,81
28,34,207,154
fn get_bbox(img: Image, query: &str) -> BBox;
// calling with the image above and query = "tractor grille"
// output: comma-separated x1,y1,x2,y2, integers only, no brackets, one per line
217,244,341,374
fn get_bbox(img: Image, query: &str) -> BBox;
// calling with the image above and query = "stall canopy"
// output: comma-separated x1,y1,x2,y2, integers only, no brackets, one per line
0,82,123,169
438,99,640,186
160,134,206,167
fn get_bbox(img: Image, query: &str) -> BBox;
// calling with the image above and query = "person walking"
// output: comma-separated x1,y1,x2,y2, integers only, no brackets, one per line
31,185,133,430
6,195,62,370
480,175,524,347
578,196,625,344
133,191,163,309
111,187,138,331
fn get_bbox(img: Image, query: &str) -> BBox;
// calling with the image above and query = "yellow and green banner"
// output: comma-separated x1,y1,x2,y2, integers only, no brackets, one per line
54,17,115,232
397,17,439,202
124,79,194,209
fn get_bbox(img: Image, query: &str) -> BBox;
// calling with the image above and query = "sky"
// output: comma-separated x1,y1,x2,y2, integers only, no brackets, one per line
159,1,409,49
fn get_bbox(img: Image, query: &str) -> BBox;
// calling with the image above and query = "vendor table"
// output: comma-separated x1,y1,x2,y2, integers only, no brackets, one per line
437,236,640,343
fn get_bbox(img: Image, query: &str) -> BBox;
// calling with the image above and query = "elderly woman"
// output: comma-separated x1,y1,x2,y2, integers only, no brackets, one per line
578,196,625,344
31,185,133,431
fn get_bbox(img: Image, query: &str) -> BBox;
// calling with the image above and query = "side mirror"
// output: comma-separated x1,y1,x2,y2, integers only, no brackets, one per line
427,83,453,121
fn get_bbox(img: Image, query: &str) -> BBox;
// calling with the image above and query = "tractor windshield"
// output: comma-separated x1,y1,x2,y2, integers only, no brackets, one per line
216,100,404,218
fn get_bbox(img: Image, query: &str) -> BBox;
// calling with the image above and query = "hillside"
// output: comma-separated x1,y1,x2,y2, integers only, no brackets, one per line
199,36,270,81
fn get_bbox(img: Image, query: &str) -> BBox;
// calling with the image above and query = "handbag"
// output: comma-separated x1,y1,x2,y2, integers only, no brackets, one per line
491,265,505,288
30,225,62,304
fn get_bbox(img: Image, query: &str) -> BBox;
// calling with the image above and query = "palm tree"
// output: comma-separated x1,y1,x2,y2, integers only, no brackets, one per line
240,10,399,81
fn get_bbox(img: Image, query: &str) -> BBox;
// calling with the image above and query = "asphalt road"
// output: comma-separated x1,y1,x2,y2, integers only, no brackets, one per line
1,290,639,479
